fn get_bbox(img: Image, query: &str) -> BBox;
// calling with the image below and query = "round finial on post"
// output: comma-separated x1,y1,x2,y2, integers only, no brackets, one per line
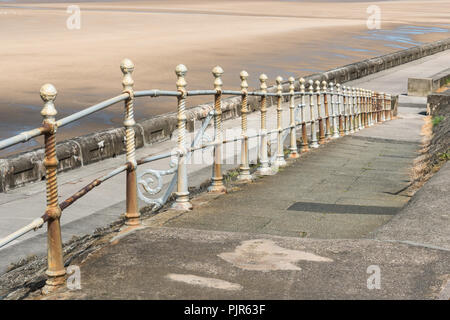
212,66,224,91
308,79,314,93
240,70,249,92
259,74,268,92
175,64,188,92
315,80,321,92
121,58,135,92
288,77,295,93
276,76,283,94
300,78,305,93
322,80,328,93
329,82,334,91
40,84,58,119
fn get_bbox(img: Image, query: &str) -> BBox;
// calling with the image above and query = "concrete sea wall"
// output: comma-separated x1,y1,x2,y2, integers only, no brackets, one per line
1,38,450,192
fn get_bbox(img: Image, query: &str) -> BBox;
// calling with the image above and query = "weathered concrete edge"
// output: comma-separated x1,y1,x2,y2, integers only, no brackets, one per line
408,67,450,96
428,90,450,116
1,38,449,192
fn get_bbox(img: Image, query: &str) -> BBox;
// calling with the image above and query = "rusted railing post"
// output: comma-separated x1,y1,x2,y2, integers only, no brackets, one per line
370,90,375,126
257,74,272,175
172,64,193,210
300,78,309,152
274,76,287,167
238,70,253,182
349,87,355,133
288,77,299,158
364,89,369,128
387,93,393,120
337,83,344,136
316,81,325,144
357,88,363,130
323,81,331,140
343,86,350,135
40,84,66,292
330,82,339,138
309,80,319,148
121,59,140,226
208,66,227,192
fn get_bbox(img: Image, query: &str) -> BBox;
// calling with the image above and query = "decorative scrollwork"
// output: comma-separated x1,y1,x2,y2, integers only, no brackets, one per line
137,161,178,206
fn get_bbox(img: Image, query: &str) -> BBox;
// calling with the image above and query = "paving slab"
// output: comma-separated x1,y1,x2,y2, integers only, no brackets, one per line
42,227,450,300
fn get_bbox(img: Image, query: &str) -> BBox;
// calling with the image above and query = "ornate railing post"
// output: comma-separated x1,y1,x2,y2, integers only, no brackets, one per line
121,59,140,226
288,77,299,158
208,66,227,193
238,70,253,181
388,93,393,120
323,81,331,140
274,76,287,167
349,87,355,133
343,86,350,135
40,84,66,292
337,83,344,136
309,80,319,148
316,80,325,144
330,82,339,138
257,74,272,175
364,89,369,128
380,92,385,122
300,78,309,152
356,88,363,130
172,64,193,210
370,90,375,126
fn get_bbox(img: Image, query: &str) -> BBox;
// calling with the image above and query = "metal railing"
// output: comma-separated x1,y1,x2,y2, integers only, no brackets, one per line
0,59,393,290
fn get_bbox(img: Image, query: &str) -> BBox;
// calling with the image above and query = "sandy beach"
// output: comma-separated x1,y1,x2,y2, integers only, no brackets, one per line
0,0,449,154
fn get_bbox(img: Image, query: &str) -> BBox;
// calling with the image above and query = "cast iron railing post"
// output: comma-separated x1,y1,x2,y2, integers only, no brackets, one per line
208,66,227,193
288,77,299,158
309,80,319,148
238,70,253,181
300,78,309,153
257,74,273,175
316,81,325,144
323,81,331,140
172,64,193,210
274,76,287,167
40,84,66,292
121,59,140,226
337,84,344,136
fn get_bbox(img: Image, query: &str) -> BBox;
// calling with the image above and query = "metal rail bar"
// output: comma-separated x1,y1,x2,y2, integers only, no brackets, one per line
57,93,129,128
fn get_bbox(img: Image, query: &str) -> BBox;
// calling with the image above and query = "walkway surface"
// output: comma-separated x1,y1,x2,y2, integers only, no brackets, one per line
1,51,450,299
41,103,450,300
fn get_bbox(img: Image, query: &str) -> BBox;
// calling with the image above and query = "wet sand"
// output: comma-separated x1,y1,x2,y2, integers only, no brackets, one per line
0,0,449,155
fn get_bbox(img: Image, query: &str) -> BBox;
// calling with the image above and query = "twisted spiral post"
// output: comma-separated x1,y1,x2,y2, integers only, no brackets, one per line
330,82,339,138
121,58,140,226
300,78,309,152
256,74,273,175
274,76,286,167
322,80,331,139
208,66,227,193
309,80,319,148
40,83,66,292
172,64,193,210
237,70,253,181
337,83,344,137
288,76,299,158
316,80,325,144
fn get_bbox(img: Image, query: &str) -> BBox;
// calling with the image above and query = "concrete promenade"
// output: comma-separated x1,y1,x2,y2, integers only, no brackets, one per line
1,51,450,297
32,51,449,299
40,103,450,299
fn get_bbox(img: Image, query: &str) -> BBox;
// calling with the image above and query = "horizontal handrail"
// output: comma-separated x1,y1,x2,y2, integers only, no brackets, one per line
0,59,393,292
